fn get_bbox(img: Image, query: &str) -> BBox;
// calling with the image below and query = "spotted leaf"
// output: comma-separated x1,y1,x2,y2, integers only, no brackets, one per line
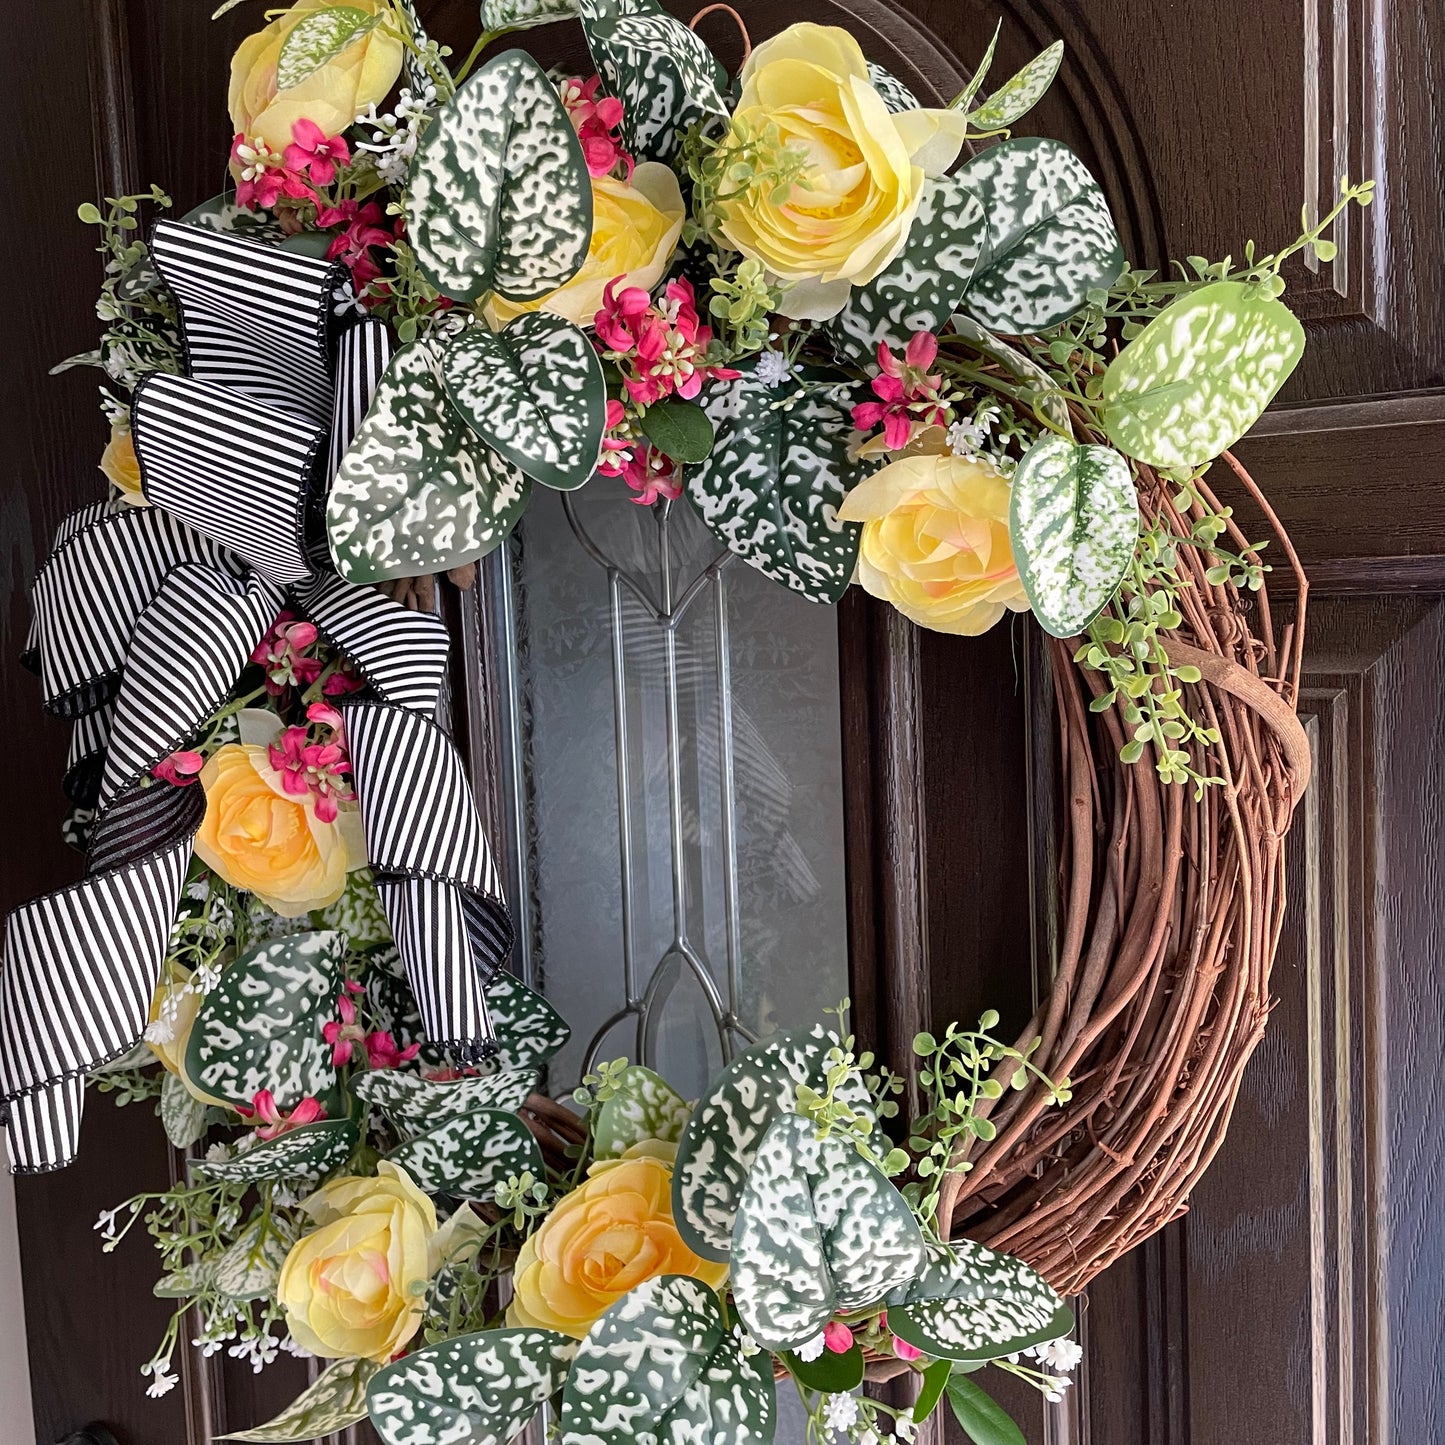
353,1067,540,1132
386,1107,544,1199
886,1239,1073,1363
222,1357,379,1442
213,1213,291,1302
558,1275,775,1445
580,0,730,164
867,61,919,114
443,314,606,490
825,176,986,364
193,1120,360,1184
731,1113,927,1351
966,40,1063,131
160,1069,207,1150
327,340,531,584
1101,280,1305,469
368,1328,576,1445
958,138,1123,333
672,1024,889,1260
276,6,382,91
185,930,346,1109
487,973,572,1069
948,315,1073,434
690,370,867,603
480,0,578,28
408,49,592,304
1009,434,1137,637
593,1065,690,1159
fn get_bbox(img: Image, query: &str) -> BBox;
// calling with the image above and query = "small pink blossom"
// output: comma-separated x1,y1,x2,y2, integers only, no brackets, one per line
851,332,948,451
268,723,353,823
238,1089,326,1141
283,118,351,186
230,134,316,211
322,992,365,1066
892,1336,923,1362
320,198,395,290
251,611,322,695
364,1031,421,1070
153,749,205,787
822,1321,855,1353
306,701,345,733
596,401,682,506
559,75,633,179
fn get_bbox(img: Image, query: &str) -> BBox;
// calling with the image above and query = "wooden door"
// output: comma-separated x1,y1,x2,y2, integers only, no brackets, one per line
4,2,1441,1444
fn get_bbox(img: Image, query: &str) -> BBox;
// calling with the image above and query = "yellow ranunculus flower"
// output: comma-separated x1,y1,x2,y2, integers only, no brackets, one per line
194,744,366,917
838,453,1031,636
715,23,968,319
145,962,230,1107
507,1147,727,1338
486,164,684,329
278,1162,437,1362
100,424,146,506
229,0,403,155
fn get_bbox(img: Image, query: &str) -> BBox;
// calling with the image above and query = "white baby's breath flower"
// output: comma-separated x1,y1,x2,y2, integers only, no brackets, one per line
143,1362,179,1398
203,1141,232,1164
893,1415,917,1442
822,1393,859,1431
1031,1337,1084,1372
753,348,794,387
795,1332,826,1362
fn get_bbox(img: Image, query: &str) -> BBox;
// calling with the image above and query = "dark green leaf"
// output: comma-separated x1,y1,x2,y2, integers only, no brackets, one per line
639,396,715,464
946,1374,1028,1445
782,1343,865,1394
915,1358,953,1422
386,1107,544,1199
192,1120,359,1183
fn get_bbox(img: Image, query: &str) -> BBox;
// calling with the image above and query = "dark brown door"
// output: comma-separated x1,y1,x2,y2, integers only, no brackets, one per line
4,3,1441,1444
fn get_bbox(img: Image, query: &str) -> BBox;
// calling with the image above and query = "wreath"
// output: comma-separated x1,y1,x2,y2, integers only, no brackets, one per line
4,0,1363,1440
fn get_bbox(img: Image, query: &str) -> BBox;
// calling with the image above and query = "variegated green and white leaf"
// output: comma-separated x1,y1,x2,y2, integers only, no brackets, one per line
486,973,572,1069
885,1239,1073,1363
327,340,531,584
950,20,1000,114
161,1069,207,1149
311,868,392,947
672,1024,889,1260
948,315,1073,433
867,61,919,114
580,0,730,164
182,193,286,243
408,49,592,303
353,1067,539,1132
731,1113,926,1351
1010,434,1136,636
958,138,1123,333
387,1107,544,1199
186,931,346,1108
558,1275,775,1445
222,1357,380,1442
690,370,867,604
276,6,382,92
369,1328,576,1445
155,1257,218,1299
214,1214,291,1302
966,40,1063,131
193,1120,360,1184
1101,279,1305,469
593,1066,690,1159
825,177,986,363
443,314,606,490
481,0,579,29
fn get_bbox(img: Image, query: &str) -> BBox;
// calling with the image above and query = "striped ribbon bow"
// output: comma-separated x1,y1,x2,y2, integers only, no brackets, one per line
0,221,512,1173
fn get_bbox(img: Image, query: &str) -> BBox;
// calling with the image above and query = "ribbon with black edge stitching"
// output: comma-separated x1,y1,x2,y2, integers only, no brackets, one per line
0,220,512,1173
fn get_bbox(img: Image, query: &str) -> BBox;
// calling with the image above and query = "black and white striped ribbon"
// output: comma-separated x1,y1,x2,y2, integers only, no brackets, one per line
1,224,513,1171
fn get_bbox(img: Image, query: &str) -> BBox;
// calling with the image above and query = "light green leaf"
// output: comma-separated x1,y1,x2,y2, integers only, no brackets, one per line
672,1025,889,1260
967,40,1064,130
886,1239,1072,1363
185,931,346,1109
408,49,592,304
948,315,1073,433
386,1107,544,1199
276,6,381,92
946,1374,1028,1445
487,973,572,1069
443,315,606,490
958,138,1123,333
689,369,867,604
222,1358,380,1441
193,1120,360,1184
353,1067,540,1132
1009,434,1137,636
480,0,579,29
160,1070,207,1149
369,1328,576,1445
1100,279,1306,468
327,340,531,584
154,1258,218,1299
579,0,730,164
593,1065,691,1159
731,1114,926,1351
558,1275,775,1445
214,1214,291,1302
825,176,986,363
638,396,715,464
951,21,1000,113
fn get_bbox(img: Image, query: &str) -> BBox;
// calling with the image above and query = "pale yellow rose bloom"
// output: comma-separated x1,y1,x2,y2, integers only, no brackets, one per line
507,1148,727,1338
278,1162,437,1361
145,962,230,1107
839,454,1031,636
194,744,366,917
229,0,404,155
716,23,968,319
100,424,147,506
486,164,684,329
